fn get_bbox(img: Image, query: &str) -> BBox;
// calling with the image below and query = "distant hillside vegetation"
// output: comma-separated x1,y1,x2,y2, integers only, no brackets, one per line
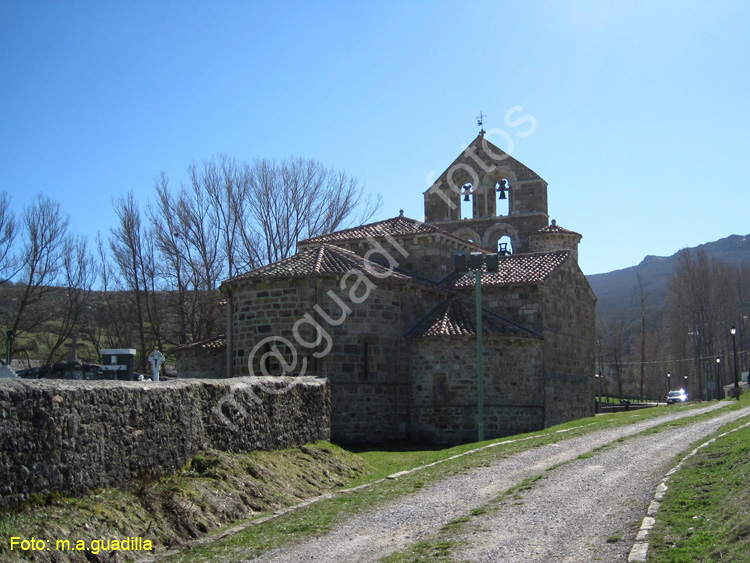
588,233,750,316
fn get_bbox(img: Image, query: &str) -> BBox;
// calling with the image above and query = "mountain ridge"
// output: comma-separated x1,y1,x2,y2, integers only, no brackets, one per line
587,233,750,316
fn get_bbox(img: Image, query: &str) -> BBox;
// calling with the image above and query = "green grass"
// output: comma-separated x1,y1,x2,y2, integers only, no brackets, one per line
647,403,750,561
598,396,661,405
165,402,736,562
0,442,368,563
380,539,457,563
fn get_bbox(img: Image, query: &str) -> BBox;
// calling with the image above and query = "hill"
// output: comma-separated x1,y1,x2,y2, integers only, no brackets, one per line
587,233,750,316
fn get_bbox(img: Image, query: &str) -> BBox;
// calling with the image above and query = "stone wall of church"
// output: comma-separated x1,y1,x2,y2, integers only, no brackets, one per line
391,236,461,282
315,279,446,443
227,278,317,376
225,273,446,444
540,259,596,424
458,283,544,333
327,235,472,283
528,234,580,262
407,336,545,444
427,214,548,254
0,376,329,509
321,283,407,443
544,373,592,427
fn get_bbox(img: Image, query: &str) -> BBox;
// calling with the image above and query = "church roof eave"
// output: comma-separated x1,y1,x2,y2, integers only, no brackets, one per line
297,214,492,253
220,243,445,292
441,250,571,289
405,295,541,339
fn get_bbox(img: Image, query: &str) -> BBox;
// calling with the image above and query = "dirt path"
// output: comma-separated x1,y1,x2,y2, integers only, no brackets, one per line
452,405,750,562
244,402,747,563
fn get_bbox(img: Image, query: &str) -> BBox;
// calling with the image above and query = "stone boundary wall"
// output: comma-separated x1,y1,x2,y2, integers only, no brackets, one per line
0,376,330,508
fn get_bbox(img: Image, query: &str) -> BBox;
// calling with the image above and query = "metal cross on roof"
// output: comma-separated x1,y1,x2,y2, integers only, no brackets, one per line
476,111,487,134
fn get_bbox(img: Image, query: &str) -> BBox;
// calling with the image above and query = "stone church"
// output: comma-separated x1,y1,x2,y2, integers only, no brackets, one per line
175,133,596,444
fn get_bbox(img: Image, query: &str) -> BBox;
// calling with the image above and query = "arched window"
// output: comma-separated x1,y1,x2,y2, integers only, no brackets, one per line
460,183,473,219
453,227,481,244
496,179,509,216
497,236,513,255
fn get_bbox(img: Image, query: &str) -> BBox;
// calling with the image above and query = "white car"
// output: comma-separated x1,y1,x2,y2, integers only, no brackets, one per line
666,389,688,404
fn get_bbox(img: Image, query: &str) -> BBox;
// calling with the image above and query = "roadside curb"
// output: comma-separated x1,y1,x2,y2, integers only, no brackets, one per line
627,418,750,561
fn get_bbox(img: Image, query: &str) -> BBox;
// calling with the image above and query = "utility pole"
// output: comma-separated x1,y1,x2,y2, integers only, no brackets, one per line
454,251,499,442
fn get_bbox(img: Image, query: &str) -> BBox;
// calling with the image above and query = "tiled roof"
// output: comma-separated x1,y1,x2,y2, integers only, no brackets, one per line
448,251,570,288
406,297,539,339
298,215,489,251
222,243,428,286
171,333,226,353
537,220,581,237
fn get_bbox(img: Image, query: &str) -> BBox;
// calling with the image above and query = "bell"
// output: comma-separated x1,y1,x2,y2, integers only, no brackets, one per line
497,179,507,200
463,193,471,202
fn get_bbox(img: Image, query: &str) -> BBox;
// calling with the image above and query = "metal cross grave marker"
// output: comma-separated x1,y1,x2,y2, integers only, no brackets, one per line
148,350,165,382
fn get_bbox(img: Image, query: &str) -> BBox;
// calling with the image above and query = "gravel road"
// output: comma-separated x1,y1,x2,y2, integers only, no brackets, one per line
246,402,750,563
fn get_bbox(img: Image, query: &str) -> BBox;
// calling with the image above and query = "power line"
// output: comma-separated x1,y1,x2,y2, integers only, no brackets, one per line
604,349,749,367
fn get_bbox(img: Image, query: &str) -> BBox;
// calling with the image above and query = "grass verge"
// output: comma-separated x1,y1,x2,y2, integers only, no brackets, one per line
647,416,750,561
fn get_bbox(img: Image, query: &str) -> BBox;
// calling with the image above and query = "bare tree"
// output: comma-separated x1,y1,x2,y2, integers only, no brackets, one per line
109,192,162,369
595,321,609,400
146,155,380,347
602,314,627,398
246,157,381,265
81,234,136,357
149,174,194,345
665,248,738,399
5,194,69,360
635,270,648,400
41,235,95,363
0,191,19,284
149,168,225,344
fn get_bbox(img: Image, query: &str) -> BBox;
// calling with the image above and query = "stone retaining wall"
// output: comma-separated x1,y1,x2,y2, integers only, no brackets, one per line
0,376,329,508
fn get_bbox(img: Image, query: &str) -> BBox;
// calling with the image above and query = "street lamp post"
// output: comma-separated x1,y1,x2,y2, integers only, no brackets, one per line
730,325,739,397
454,251,500,442
595,372,603,412
715,357,721,400
667,372,671,394
475,267,484,441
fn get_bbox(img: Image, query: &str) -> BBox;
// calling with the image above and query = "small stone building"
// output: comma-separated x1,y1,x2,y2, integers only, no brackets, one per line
177,132,597,444
172,334,227,379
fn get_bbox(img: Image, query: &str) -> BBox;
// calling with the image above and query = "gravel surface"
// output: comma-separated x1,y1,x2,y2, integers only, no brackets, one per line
453,404,750,562
246,402,747,563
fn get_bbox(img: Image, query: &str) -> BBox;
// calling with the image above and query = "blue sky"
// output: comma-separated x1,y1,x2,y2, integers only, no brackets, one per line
1,0,748,276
